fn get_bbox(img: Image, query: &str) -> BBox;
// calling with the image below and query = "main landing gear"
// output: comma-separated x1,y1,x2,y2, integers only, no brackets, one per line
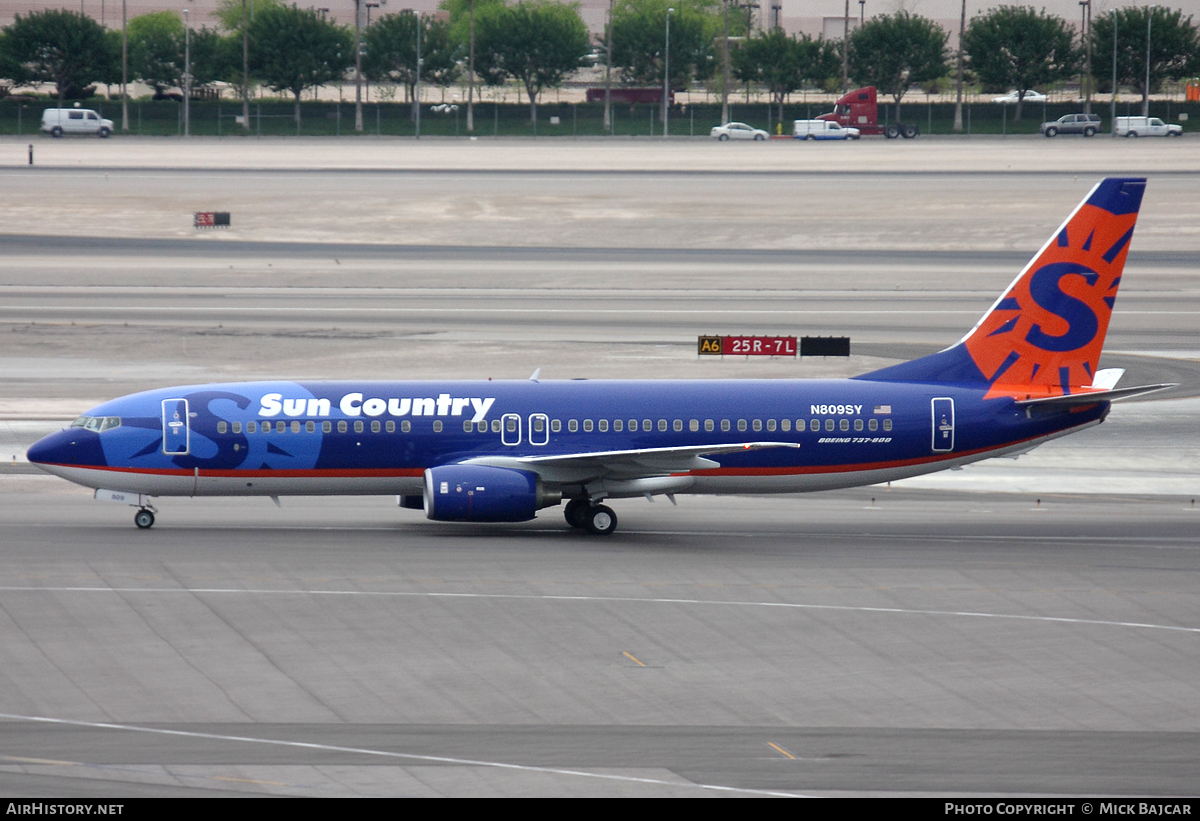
564,498,618,535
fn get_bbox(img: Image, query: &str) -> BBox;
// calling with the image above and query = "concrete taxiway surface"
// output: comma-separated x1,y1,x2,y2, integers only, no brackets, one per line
0,141,1197,796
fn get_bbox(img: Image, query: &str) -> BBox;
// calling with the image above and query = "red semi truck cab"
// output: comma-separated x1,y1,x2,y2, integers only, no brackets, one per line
817,86,918,139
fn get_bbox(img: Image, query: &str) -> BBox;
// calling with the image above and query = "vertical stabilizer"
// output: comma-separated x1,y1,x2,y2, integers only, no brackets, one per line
859,178,1146,399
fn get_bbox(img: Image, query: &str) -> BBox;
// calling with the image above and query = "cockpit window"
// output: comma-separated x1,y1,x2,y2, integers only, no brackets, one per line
71,416,121,432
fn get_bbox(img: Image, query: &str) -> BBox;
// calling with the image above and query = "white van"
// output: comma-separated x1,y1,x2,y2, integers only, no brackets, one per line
793,119,860,140
40,107,114,138
1114,116,1182,137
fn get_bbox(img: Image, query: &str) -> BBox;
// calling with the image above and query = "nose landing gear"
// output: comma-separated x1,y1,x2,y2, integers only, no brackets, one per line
134,507,157,529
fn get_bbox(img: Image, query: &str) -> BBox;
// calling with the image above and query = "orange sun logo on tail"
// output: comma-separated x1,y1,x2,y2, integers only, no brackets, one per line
961,179,1145,400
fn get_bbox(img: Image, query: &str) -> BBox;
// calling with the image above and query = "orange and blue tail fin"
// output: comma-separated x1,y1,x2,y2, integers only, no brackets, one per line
860,178,1146,400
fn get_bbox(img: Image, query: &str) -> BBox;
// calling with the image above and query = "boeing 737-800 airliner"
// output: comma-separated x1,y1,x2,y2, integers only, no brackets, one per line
28,178,1169,534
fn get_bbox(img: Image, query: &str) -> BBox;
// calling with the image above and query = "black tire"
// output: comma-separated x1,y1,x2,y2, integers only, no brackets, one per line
718,134,729,141
584,504,617,536
564,499,589,529
884,123,900,139
901,124,918,138
50,126,63,138
753,133,765,141
1125,131,1137,138
1083,126,1096,137
134,509,155,529
1168,131,1181,137
1044,127,1058,137
98,126,110,138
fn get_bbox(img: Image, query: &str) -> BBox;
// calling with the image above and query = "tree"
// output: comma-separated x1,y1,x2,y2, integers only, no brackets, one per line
733,30,838,126
609,0,721,92
848,11,948,123
1092,6,1199,113
475,0,590,123
2,9,116,101
248,4,352,126
962,6,1077,121
363,12,461,118
127,11,184,97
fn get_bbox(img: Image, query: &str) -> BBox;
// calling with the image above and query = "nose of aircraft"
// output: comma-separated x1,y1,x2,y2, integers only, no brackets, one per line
27,428,107,468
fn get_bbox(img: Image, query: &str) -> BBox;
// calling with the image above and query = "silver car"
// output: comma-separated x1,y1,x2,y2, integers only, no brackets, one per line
1040,114,1102,137
711,122,768,141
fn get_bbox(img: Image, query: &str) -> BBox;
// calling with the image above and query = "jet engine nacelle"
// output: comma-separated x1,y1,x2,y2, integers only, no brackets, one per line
423,464,559,523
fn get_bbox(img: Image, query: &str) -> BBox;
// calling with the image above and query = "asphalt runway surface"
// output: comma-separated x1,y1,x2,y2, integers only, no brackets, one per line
1,146,1197,796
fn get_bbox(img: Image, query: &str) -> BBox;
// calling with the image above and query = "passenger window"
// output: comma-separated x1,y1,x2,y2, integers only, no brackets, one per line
839,419,849,431
780,419,790,432
232,421,242,434
506,418,517,432
598,419,608,432
796,419,806,431
752,419,762,432
463,420,474,432
629,419,637,432
433,420,442,433
583,419,594,432
569,419,578,432
673,420,682,432
291,421,301,433
386,421,395,433
705,419,714,432
307,421,316,433
338,420,347,433
721,419,730,432
869,418,878,431
277,421,286,433
551,419,561,433
854,419,863,431
643,420,652,432
491,419,501,433
370,420,380,433
613,419,623,432
402,421,411,433
883,419,893,431
534,417,545,432
247,421,257,433
322,421,331,433
354,421,364,433
658,420,667,432
824,419,834,432
689,420,699,432
737,420,747,432
217,421,228,434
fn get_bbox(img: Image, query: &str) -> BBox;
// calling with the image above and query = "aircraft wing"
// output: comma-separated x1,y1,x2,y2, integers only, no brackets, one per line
460,441,800,483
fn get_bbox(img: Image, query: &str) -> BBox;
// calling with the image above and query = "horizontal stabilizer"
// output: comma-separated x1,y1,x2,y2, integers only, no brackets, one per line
1015,383,1176,408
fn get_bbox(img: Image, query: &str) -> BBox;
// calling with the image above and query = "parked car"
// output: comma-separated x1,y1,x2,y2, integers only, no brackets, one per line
1114,116,1183,137
711,122,768,141
792,120,860,140
40,107,113,138
991,90,1047,105
1040,113,1102,137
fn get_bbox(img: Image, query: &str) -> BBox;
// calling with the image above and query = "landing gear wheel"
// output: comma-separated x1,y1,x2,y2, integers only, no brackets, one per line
564,499,590,529
134,509,155,529
585,504,617,536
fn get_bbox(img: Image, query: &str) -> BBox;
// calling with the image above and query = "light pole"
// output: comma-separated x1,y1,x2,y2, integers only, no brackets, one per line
859,0,864,25
603,0,613,132
468,0,476,133
415,12,423,138
953,0,965,131
121,0,128,131
842,0,850,93
354,0,364,131
1143,5,1154,117
1111,9,1118,135
1079,1,1092,115
663,7,673,137
183,8,191,137
241,0,250,132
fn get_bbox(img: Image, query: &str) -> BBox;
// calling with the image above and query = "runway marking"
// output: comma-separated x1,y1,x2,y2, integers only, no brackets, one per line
0,713,804,798
766,742,796,760
0,585,1196,634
